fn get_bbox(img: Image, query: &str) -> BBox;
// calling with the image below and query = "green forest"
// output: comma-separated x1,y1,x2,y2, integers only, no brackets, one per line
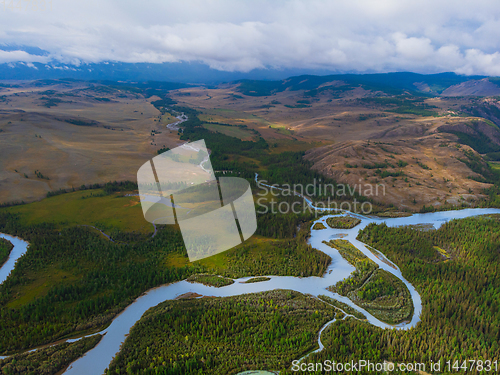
105,290,337,375
99,215,500,374
296,215,500,374
0,193,329,355
98,215,500,374
1,81,500,374
323,239,412,324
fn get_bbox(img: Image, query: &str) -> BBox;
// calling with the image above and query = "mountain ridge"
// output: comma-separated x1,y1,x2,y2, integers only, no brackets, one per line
1,60,499,97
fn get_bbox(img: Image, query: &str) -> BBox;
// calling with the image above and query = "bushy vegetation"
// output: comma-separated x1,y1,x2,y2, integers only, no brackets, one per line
0,335,102,375
46,180,138,198
312,222,326,230
284,103,311,108
416,161,431,170
186,274,234,288
325,216,361,229
39,97,64,108
157,147,170,155
244,276,271,283
62,118,98,127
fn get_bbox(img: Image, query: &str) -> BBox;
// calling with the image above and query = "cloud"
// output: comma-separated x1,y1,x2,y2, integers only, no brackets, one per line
457,49,500,76
393,33,434,61
0,0,500,75
0,49,49,64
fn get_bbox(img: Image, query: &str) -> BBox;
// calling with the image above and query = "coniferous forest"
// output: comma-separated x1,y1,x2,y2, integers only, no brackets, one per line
101,215,500,374
299,215,500,374
105,291,337,375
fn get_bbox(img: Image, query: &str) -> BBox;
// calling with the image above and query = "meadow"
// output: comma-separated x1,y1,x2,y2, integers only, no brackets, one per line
202,122,255,139
3,189,153,234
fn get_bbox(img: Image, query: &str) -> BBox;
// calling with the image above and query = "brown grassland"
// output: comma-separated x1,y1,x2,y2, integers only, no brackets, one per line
169,85,495,209
0,80,497,209
0,82,183,204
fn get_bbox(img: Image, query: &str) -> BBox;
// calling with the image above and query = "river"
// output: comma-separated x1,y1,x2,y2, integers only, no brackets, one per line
1,195,500,373
0,233,29,285
62,207,500,374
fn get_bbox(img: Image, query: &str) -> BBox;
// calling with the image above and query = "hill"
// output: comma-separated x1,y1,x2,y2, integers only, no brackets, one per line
235,72,497,97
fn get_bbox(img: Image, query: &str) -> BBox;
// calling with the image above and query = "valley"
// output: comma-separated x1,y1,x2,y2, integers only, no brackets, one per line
3,1,500,374
2,198,499,374
1,75,500,374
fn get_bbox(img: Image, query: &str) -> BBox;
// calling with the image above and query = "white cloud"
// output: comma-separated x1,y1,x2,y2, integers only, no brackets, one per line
0,49,49,64
0,0,499,75
457,49,500,76
393,33,434,61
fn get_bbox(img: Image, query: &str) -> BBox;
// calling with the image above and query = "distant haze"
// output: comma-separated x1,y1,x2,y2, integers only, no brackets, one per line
1,0,500,76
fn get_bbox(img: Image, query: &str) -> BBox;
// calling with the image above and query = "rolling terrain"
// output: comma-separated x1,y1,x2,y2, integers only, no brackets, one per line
169,76,500,210
1,74,500,374
0,81,184,204
2,74,500,210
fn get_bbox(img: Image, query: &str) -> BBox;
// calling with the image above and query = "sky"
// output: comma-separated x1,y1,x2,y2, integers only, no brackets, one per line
1,0,500,75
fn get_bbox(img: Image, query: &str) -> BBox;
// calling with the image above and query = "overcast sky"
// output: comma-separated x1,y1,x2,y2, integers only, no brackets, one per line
1,0,500,75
